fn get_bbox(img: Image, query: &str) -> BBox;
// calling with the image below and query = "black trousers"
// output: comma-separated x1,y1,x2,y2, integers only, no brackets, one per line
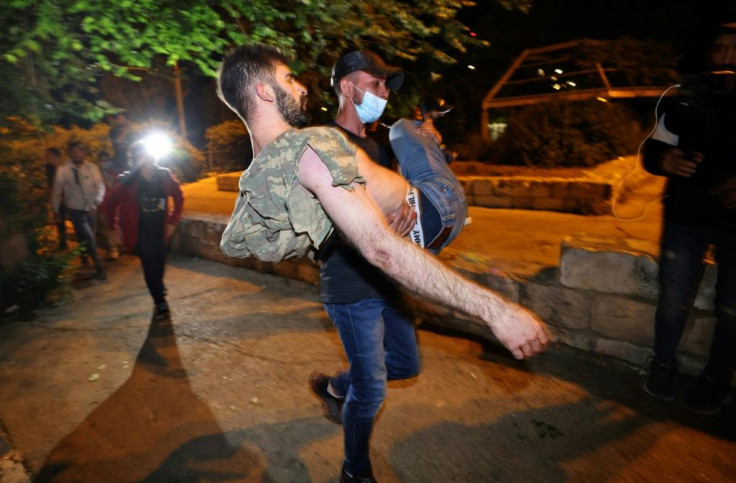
136,219,166,306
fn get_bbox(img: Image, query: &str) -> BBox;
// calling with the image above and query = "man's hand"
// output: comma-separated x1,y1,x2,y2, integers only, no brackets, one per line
661,148,703,177
416,121,442,144
110,227,124,247
711,176,736,209
386,200,416,237
53,212,61,224
88,206,98,216
165,223,176,241
486,305,551,360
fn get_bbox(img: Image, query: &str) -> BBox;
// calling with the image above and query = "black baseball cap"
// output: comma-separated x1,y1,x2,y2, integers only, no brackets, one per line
419,97,454,116
331,50,404,90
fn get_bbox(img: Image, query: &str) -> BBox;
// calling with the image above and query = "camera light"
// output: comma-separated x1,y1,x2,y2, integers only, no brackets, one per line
143,133,172,159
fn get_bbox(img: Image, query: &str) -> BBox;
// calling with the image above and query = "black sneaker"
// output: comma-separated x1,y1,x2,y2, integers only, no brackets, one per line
310,372,344,424
683,375,734,415
643,358,676,401
154,303,170,321
340,465,376,483
93,269,107,281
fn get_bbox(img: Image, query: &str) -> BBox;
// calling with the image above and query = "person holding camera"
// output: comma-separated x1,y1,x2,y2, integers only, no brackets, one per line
105,139,184,321
643,21,736,414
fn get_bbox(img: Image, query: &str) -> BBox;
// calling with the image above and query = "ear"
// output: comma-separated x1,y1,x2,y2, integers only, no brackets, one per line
256,82,275,102
339,77,354,98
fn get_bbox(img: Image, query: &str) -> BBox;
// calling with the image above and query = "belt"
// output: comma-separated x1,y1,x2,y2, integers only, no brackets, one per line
426,225,453,251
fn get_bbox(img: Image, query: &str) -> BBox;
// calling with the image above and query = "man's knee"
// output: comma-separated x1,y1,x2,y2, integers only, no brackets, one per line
352,377,387,404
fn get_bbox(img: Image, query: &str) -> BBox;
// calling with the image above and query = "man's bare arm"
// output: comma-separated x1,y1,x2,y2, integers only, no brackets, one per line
298,147,549,359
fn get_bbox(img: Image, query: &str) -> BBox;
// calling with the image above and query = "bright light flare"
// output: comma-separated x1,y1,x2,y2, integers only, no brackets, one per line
143,133,172,159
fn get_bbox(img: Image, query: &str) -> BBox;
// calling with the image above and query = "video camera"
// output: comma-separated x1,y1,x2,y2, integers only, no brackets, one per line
679,67,736,98
673,68,736,162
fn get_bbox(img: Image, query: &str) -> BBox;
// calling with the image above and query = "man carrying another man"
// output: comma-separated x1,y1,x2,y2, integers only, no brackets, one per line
217,44,550,482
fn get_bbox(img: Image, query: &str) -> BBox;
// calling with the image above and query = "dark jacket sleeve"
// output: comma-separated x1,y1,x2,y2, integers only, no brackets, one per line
163,169,184,225
641,138,675,177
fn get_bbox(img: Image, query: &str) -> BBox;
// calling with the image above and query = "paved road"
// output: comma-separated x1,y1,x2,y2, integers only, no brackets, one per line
0,254,734,482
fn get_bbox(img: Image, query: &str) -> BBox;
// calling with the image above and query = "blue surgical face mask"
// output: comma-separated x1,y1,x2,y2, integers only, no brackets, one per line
350,83,387,124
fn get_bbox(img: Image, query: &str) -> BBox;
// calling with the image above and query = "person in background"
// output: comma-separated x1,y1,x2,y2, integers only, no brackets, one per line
642,20,736,415
99,151,127,261
51,142,106,280
45,147,67,251
106,140,184,320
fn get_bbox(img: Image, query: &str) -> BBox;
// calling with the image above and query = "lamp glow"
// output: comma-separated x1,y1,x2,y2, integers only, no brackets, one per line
143,133,172,159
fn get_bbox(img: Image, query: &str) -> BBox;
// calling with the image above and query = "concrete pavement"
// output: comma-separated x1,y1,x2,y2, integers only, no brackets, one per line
0,252,734,482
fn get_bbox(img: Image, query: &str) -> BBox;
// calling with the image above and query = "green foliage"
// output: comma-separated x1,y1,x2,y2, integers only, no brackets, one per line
205,120,252,171
577,37,679,87
0,227,75,321
0,159,72,320
1,0,524,126
0,120,71,319
487,99,645,167
454,131,496,161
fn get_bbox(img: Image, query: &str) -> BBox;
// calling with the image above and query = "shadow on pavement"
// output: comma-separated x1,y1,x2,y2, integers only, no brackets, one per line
420,322,736,443
391,399,650,481
34,314,262,482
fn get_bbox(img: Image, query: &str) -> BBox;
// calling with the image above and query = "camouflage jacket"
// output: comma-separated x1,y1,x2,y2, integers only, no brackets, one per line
220,127,365,262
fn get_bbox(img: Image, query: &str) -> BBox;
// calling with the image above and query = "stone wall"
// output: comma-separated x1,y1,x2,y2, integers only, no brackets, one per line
459,177,613,214
170,214,719,379
215,171,614,215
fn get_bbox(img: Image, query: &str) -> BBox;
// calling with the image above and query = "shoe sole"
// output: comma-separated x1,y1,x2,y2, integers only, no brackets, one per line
642,381,674,402
309,372,343,425
684,392,734,415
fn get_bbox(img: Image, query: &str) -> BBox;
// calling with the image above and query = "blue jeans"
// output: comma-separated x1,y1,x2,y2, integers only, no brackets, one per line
654,221,736,384
67,208,102,271
324,298,420,476
389,119,467,252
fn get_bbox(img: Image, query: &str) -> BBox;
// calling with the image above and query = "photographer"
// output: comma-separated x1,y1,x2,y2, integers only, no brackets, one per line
643,21,736,414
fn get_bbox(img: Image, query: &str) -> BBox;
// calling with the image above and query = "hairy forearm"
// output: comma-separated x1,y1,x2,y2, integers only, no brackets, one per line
300,149,548,358
353,220,512,324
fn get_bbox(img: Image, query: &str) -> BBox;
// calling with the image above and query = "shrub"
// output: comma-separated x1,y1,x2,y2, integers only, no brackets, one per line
454,132,496,162
0,167,71,320
488,99,645,167
205,120,252,171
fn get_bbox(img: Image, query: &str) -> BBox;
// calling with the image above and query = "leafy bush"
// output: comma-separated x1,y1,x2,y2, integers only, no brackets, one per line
486,100,645,167
205,120,252,171
0,167,71,320
454,132,496,162
1,229,75,320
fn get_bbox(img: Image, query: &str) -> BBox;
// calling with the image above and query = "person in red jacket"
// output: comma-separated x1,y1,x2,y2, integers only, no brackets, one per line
106,139,184,320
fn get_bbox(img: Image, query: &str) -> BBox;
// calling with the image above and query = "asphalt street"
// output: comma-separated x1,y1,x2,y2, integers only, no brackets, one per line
0,253,734,482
